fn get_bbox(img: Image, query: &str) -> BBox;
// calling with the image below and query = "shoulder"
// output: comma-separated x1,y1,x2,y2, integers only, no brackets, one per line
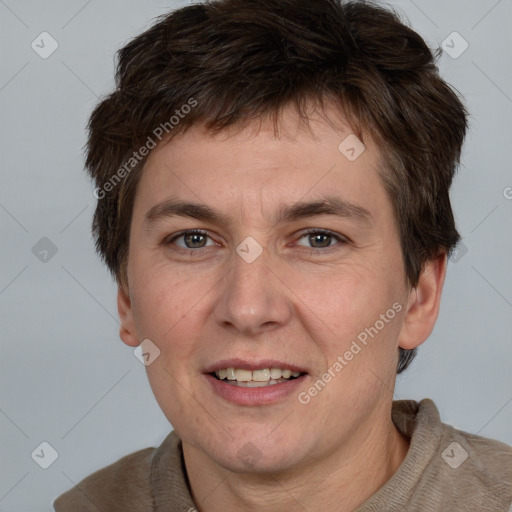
53,445,156,511
440,423,512,490
416,399,512,509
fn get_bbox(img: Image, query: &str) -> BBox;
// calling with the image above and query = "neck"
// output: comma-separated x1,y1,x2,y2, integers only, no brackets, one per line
182,405,410,512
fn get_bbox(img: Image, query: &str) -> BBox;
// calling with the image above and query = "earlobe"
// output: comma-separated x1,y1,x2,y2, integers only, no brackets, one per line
398,253,447,350
117,285,140,347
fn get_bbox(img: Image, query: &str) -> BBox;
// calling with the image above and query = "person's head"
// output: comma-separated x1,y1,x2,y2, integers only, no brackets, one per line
86,0,467,472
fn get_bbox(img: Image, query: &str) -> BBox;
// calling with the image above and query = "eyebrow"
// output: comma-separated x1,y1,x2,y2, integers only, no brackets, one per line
144,195,373,228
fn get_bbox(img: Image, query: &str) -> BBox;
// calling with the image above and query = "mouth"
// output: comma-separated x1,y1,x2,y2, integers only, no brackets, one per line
203,359,308,405
210,367,305,387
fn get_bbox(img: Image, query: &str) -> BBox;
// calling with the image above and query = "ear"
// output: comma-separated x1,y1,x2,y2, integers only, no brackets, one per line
117,285,139,347
398,252,447,350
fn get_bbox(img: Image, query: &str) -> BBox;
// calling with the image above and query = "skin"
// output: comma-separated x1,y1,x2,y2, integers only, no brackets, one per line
118,104,447,512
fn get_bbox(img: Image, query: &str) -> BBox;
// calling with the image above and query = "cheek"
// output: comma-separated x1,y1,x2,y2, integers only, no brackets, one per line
129,263,207,358
301,265,406,367
309,262,400,323
130,271,208,416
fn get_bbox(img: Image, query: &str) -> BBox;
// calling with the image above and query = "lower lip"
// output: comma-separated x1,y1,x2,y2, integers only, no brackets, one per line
204,374,307,406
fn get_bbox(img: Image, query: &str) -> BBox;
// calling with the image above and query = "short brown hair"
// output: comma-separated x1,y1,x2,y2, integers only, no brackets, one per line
85,0,468,373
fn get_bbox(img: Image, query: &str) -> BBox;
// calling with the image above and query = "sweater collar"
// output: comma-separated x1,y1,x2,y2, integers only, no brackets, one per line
150,399,443,511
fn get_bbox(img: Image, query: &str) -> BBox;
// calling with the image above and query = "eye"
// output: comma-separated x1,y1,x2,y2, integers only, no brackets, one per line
295,229,346,250
166,229,217,250
164,228,347,254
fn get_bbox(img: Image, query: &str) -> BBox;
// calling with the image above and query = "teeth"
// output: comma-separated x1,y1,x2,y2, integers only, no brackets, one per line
252,369,270,381
230,379,287,387
214,367,302,383
235,369,252,382
269,368,282,380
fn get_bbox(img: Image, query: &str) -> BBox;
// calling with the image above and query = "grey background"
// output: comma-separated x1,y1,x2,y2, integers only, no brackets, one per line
0,0,511,510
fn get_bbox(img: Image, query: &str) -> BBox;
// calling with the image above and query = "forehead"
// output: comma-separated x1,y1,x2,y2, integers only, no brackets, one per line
132,104,391,226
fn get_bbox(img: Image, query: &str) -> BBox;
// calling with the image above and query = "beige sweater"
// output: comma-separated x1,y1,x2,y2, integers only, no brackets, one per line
53,399,512,511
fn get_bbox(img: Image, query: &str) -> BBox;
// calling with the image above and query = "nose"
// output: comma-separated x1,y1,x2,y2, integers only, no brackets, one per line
213,247,293,337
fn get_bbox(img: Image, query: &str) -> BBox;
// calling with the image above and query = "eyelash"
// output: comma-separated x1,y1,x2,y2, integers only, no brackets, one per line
164,228,347,255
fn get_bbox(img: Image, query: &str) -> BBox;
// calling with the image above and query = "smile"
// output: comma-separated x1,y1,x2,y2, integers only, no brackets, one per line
212,368,303,387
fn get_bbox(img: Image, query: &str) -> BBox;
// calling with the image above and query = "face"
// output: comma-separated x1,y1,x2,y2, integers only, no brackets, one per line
120,105,415,473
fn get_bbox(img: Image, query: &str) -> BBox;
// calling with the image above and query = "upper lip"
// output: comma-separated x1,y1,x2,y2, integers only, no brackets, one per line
203,358,308,374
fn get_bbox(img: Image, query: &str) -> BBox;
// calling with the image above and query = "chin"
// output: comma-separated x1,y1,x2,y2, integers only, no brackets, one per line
203,433,309,475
